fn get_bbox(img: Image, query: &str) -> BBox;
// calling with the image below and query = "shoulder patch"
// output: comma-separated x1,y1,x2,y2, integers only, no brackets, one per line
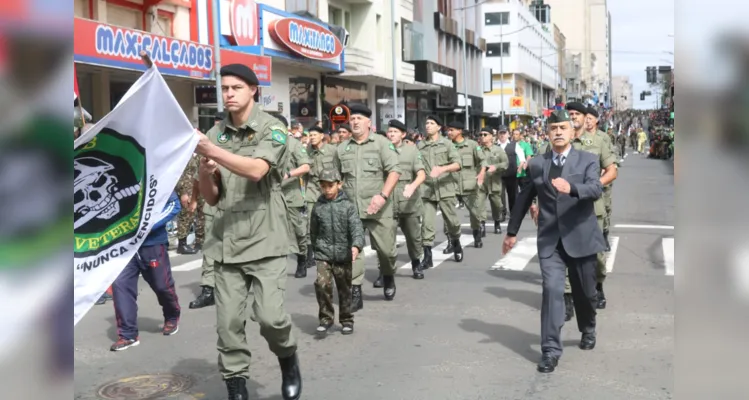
417,151,423,160
389,143,397,152
271,129,287,144
217,131,229,144
476,146,482,151
300,146,307,154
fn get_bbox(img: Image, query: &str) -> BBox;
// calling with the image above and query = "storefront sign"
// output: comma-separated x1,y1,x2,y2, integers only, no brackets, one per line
229,0,259,46
220,48,272,85
268,17,343,61
74,18,213,79
329,104,350,125
510,97,524,109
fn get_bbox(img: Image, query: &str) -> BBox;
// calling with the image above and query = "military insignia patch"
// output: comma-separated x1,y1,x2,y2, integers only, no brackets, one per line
476,146,482,151
346,145,351,152
389,143,396,151
247,133,254,142
583,138,593,146
271,130,287,144
417,152,423,160
300,147,307,154
217,132,229,144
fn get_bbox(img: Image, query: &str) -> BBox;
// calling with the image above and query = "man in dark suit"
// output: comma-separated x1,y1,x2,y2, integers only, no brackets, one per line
496,126,518,223
502,110,607,373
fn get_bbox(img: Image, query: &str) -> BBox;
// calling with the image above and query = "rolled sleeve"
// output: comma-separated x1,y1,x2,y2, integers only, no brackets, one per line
413,150,425,174
447,142,461,169
380,140,402,175
253,131,287,168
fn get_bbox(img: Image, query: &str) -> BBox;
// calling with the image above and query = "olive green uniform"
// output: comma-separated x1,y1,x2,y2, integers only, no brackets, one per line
203,106,297,380
281,136,311,257
333,134,401,285
393,143,425,261
418,136,462,245
480,145,509,222
201,203,217,287
448,138,487,231
598,130,618,236
305,143,336,215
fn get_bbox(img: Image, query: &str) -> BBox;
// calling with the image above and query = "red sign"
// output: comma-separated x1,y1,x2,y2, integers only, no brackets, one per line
268,17,343,61
329,104,350,126
74,17,214,79
220,48,272,85
229,0,259,46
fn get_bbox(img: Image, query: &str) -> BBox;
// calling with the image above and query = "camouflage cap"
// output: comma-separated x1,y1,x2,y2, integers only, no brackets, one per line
318,168,342,182
547,109,571,124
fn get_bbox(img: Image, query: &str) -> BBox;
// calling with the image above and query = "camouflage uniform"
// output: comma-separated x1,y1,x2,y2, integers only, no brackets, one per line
176,155,205,244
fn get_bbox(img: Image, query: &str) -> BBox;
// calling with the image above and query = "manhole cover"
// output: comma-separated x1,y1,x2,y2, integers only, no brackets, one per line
97,374,192,399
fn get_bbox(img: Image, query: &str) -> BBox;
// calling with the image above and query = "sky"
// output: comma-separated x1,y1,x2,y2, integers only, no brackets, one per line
609,0,674,109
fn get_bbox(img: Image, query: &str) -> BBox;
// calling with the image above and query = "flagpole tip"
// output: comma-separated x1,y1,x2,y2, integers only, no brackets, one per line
140,51,153,69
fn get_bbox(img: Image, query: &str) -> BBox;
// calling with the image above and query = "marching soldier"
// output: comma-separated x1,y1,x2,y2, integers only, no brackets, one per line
616,130,627,159
418,115,463,266
332,104,401,310
282,129,312,279
386,119,426,280
586,107,619,248
477,127,509,239
304,126,335,269
446,122,487,248
194,64,301,400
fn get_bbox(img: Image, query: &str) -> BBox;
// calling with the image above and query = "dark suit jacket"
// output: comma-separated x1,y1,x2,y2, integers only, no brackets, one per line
507,147,607,259
499,140,518,178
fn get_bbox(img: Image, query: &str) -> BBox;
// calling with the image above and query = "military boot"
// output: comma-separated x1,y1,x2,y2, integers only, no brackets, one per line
421,246,433,270
500,210,507,222
278,352,302,400
473,229,483,248
351,285,363,312
373,274,384,288
189,286,215,309
177,238,197,255
603,231,611,252
443,240,455,254
564,293,574,321
494,220,502,234
305,246,316,269
294,255,307,278
596,282,607,309
453,239,464,262
480,221,487,237
225,377,248,400
383,275,396,300
411,259,424,279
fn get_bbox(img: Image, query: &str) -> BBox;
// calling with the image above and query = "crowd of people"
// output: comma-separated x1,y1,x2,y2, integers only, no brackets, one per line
77,61,674,399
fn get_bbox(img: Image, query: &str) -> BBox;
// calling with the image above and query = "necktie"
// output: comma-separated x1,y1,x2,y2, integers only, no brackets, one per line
556,154,566,166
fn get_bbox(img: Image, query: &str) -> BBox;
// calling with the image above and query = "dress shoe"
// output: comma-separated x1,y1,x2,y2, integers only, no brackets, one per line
473,229,483,248
383,275,396,300
373,274,384,288
411,260,424,279
351,285,363,312
564,293,574,321
421,246,433,270
579,333,596,350
225,377,249,400
294,255,307,278
480,221,487,237
453,239,464,262
278,352,302,400
189,286,215,309
536,352,559,373
596,283,607,309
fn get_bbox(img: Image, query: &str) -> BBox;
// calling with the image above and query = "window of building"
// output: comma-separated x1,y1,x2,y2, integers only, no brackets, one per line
328,6,351,32
286,0,318,17
486,42,510,57
484,12,509,25
376,14,382,51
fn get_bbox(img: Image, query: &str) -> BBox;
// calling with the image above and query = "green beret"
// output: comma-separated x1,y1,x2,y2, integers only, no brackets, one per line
547,110,571,124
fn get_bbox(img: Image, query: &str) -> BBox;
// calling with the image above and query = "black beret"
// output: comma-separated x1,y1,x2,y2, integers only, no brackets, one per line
480,126,493,134
215,111,225,121
274,114,288,127
426,115,443,126
336,123,352,132
348,103,372,118
498,125,509,132
220,64,259,86
309,126,324,134
388,119,407,132
447,121,464,130
565,102,587,114
585,107,599,118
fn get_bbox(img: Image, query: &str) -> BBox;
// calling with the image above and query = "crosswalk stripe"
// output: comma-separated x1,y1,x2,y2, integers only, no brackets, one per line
490,237,537,271
662,238,674,276
605,237,620,273
363,235,406,258
398,234,474,270
172,259,202,272
460,223,508,228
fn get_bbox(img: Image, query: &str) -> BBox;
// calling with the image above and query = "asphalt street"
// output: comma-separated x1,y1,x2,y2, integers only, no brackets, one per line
74,149,674,400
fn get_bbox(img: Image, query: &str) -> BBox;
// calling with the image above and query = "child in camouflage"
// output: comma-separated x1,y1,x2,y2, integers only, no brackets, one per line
309,168,365,335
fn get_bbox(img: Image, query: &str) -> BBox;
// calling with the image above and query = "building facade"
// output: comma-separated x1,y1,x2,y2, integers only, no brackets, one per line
544,0,611,105
481,0,560,124
611,75,633,111
405,0,487,131
553,23,566,104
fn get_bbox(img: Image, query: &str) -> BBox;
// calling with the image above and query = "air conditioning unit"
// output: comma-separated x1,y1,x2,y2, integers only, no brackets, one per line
329,25,350,48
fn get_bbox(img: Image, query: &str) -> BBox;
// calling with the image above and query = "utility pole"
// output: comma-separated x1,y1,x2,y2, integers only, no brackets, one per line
211,0,223,112
461,7,469,129
391,0,398,120
499,19,505,127
540,34,543,117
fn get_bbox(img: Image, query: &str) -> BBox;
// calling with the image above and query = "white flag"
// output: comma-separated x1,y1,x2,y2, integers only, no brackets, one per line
73,66,197,325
